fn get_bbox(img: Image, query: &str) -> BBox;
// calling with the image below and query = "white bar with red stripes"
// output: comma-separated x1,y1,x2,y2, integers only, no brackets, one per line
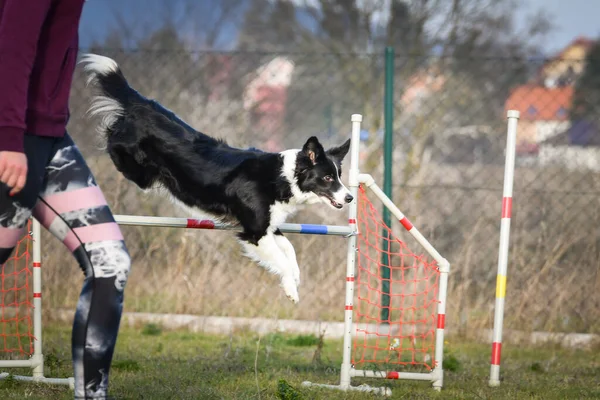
113,215,354,236
489,110,520,387
31,219,43,379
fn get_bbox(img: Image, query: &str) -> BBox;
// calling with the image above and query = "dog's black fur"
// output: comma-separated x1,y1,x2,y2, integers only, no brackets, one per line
80,54,353,302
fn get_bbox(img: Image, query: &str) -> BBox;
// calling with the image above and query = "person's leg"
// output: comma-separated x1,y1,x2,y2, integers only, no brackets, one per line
32,134,130,399
0,135,55,263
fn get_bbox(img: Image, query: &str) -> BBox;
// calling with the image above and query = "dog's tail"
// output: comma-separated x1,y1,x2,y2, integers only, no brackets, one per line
80,53,199,138
80,53,180,190
80,53,230,192
80,53,161,188
79,54,133,138
80,53,211,190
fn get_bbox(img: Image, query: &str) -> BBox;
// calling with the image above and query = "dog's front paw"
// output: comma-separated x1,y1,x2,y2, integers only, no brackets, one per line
281,275,299,304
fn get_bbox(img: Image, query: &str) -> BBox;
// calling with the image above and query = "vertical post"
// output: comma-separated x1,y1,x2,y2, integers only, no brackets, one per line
31,218,43,379
489,110,519,387
381,46,394,322
340,114,362,389
432,259,450,391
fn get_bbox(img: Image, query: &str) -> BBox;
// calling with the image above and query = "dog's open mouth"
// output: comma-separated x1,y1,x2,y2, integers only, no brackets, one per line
324,195,343,209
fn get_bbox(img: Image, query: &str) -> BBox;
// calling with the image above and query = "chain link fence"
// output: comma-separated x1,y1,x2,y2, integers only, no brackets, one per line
38,47,600,335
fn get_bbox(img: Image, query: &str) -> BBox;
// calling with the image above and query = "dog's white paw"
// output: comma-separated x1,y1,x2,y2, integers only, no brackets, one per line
281,275,299,304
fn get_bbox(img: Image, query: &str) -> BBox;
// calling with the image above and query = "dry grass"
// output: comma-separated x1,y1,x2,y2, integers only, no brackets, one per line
27,55,600,336
34,152,600,335
394,162,600,335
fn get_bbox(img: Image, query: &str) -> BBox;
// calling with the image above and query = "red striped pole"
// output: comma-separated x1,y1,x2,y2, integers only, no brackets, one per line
339,114,362,389
31,219,44,378
489,110,519,386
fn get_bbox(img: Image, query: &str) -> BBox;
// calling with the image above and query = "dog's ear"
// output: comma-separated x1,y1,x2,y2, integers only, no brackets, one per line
302,136,325,165
326,139,351,163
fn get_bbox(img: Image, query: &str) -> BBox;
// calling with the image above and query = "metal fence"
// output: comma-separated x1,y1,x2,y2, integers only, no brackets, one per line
38,48,599,335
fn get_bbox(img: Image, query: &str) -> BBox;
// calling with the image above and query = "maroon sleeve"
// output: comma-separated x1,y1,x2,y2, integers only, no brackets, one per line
0,0,53,153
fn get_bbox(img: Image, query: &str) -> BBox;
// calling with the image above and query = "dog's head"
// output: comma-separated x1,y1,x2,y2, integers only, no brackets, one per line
295,136,353,209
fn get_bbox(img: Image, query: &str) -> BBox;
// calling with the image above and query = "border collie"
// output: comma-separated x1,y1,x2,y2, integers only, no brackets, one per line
80,54,353,304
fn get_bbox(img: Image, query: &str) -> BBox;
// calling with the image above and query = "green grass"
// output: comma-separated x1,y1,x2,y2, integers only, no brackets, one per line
0,323,599,399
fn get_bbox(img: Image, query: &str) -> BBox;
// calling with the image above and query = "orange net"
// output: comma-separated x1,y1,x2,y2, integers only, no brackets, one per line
353,186,440,371
0,221,34,358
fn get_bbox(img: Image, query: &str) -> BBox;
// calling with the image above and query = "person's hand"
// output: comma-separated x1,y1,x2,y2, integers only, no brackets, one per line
0,151,27,196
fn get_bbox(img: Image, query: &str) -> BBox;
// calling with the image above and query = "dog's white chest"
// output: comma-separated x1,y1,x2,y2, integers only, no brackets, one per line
269,201,296,230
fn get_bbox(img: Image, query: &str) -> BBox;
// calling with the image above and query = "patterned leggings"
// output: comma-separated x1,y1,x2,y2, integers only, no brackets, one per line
0,133,130,399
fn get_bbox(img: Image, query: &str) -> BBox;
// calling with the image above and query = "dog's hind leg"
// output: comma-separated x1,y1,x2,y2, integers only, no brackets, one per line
273,230,300,287
238,231,299,304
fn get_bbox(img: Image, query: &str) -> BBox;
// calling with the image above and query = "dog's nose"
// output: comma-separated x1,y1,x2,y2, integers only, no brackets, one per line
345,194,354,203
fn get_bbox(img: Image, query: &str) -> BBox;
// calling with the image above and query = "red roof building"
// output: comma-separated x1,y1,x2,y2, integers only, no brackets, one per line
504,37,595,151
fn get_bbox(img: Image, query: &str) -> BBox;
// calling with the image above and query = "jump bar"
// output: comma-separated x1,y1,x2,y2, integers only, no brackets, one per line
113,215,354,236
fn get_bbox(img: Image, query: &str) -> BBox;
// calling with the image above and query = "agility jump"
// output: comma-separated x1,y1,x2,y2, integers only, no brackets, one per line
0,113,452,396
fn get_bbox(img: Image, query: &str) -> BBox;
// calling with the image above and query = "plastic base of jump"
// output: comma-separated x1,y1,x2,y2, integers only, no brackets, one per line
302,367,442,396
0,372,74,388
301,381,393,397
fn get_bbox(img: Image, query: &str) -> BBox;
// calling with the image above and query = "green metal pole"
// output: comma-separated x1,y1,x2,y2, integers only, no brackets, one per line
381,47,394,323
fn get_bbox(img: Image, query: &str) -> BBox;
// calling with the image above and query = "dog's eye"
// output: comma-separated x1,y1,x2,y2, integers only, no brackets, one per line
324,175,334,182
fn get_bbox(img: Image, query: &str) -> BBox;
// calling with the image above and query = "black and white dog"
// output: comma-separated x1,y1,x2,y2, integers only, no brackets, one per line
80,54,353,303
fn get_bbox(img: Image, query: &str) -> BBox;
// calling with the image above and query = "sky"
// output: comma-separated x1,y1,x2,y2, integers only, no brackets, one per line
516,0,600,54
79,0,600,55
79,0,242,49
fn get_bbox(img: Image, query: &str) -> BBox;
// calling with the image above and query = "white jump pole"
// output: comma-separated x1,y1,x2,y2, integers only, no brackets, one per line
489,110,519,387
31,218,43,379
113,216,353,237
339,114,362,390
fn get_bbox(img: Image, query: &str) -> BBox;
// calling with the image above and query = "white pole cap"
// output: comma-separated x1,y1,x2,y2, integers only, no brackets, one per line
351,114,363,122
507,110,520,119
